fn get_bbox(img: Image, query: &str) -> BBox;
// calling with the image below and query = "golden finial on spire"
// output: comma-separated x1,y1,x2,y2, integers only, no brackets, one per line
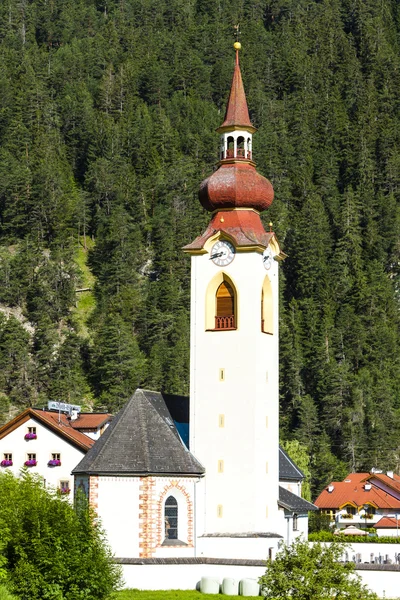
269,221,273,232
233,24,241,51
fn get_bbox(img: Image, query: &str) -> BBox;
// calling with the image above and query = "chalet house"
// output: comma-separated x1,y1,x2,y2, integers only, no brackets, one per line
0,406,112,496
314,471,400,536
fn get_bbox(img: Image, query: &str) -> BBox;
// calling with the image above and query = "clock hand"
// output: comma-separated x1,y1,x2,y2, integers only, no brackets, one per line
210,252,224,260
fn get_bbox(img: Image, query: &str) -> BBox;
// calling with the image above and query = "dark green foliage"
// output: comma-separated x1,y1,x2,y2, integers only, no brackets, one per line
259,538,378,599
0,471,121,599
0,0,399,490
308,511,333,534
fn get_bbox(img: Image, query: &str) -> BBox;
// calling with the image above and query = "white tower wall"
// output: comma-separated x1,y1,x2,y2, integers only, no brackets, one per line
189,248,280,534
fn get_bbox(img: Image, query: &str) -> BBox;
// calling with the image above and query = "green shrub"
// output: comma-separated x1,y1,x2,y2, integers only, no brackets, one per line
259,538,378,599
0,585,18,600
0,471,122,600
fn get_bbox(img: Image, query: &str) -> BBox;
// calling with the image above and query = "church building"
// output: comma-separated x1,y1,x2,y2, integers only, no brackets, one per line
72,43,315,563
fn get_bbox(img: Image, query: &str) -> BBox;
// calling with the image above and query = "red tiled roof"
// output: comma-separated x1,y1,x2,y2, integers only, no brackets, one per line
367,473,400,495
314,473,400,510
374,517,400,529
36,411,112,430
0,408,111,452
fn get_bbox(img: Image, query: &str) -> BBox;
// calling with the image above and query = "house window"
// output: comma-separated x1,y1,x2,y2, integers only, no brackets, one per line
363,505,375,515
51,453,61,461
27,453,36,461
344,505,356,515
164,496,178,540
322,509,336,521
28,427,36,435
59,480,70,495
215,281,236,330
293,514,298,531
3,453,12,461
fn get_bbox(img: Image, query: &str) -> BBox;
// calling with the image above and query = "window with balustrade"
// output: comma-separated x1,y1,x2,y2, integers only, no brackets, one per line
215,281,236,330
205,272,238,331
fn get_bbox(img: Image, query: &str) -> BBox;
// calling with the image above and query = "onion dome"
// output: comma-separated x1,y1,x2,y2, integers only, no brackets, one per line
199,43,274,213
199,162,274,212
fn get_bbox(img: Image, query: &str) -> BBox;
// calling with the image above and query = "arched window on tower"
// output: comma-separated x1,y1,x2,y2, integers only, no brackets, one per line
237,136,245,158
164,496,178,540
261,276,273,334
215,281,236,330
205,272,238,331
227,136,234,159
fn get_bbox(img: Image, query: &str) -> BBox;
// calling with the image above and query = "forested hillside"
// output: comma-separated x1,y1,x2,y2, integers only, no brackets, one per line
0,0,399,493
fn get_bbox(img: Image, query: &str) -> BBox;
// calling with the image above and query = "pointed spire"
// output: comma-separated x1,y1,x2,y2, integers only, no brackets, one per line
217,43,256,133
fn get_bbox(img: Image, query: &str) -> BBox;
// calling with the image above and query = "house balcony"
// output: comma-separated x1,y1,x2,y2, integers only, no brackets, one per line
337,513,380,526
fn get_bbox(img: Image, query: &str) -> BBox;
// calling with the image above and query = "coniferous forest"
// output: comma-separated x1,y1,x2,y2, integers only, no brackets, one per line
0,0,400,494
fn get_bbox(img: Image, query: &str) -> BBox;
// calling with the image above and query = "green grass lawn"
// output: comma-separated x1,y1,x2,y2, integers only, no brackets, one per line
115,591,259,600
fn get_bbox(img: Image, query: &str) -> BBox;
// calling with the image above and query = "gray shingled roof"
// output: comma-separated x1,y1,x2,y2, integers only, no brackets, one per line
278,486,317,513
279,447,305,481
72,389,205,476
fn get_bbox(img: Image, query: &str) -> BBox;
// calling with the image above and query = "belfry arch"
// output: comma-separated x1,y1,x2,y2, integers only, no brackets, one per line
205,272,238,331
261,275,273,334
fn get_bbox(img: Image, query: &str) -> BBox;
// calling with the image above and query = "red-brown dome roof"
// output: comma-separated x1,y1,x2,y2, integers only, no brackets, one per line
199,162,274,213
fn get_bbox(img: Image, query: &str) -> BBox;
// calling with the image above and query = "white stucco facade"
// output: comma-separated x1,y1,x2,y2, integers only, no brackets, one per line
84,474,200,559
0,417,84,496
189,242,280,536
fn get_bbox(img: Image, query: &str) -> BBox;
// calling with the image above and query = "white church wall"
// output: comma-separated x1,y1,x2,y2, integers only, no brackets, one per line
96,476,140,558
120,562,266,591
196,535,280,560
189,251,280,535
119,562,400,597
0,417,84,496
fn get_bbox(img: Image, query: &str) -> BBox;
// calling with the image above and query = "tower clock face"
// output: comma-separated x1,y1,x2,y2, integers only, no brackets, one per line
210,240,236,266
262,247,273,270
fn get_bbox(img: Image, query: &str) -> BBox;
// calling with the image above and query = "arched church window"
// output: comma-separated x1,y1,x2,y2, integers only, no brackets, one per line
215,281,236,330
227,136,234,158
261,276,273,334
164,496,178,540
237,136,245,158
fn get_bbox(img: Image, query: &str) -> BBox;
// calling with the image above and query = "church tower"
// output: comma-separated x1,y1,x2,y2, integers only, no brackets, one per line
184,43,285,543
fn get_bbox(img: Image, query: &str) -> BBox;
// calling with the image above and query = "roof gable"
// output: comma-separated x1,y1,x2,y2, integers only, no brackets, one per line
279,447,305,481
73,389,205,476
278,486,317,513
0,408,94,451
